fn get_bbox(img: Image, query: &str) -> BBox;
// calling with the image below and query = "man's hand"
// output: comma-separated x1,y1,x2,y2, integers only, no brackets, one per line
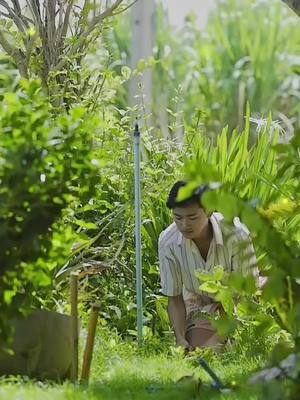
167,295,195,352
176,337,195,353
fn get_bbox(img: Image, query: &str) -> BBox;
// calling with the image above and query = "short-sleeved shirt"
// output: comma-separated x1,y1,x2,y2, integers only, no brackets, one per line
159,212,257,297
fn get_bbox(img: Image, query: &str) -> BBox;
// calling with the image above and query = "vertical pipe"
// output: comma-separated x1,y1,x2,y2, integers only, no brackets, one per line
129,0,155,109
70,272,79,382
80,303,101,384
134,122,143,346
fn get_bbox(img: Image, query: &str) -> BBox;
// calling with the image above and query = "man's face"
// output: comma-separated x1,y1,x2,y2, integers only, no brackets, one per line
173,203,208,239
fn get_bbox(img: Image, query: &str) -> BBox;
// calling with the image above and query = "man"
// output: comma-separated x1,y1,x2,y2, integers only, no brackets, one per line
158,181,258,351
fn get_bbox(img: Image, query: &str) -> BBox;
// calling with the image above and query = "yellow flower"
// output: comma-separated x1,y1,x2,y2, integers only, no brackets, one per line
259,198,297,220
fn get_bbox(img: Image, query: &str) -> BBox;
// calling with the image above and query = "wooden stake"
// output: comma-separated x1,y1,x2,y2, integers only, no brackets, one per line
80,303,101,384
70,272,79,382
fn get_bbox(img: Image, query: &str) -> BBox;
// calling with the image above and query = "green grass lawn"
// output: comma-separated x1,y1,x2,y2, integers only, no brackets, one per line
0,356,261,400
0,330,278,400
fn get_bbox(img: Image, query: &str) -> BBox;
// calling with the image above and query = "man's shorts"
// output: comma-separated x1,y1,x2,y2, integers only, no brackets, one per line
183,289,224,335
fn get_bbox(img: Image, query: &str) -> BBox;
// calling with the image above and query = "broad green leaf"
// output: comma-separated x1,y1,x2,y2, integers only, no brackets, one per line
73,219,99,230
212,315,238,337
199,281,220,294
4,290,16,305
213,266,224,281
196,271,215,282
216,289,234,315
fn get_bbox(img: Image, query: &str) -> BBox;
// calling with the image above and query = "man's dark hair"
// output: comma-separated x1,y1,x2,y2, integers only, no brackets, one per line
166,180,208,209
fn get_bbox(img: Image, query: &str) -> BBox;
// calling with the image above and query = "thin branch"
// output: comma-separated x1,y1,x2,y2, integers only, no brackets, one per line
0,2,36,64
0,0,11,10
90,74,107,112
111,0,138,16
26,0,44,36
13,0,31,29
26,0,48,72
0,10,9,17
0,1,33,25
85,0,123,34
281,0,300,17
0,28,18,57
10,11,26,33
24,33,36,72
62,1,74,39
57,0,64,38
77,0,90,36
53,0,125,72
0,29,27,77
46,0,57,64
46,0,56,38
11,0,21,14
0,0,26,33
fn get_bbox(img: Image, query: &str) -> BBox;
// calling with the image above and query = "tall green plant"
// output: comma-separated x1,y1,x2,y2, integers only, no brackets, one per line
107,0,300,138
153,0,300,137
182,118,300,347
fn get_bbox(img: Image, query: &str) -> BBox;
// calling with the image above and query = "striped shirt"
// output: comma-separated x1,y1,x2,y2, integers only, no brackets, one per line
159,212,257,297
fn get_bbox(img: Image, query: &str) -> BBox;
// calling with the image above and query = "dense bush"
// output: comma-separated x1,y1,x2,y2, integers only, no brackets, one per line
0,63,100,341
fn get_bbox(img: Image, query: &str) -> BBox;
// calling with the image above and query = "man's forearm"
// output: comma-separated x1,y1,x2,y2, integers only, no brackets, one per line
167,294,187,342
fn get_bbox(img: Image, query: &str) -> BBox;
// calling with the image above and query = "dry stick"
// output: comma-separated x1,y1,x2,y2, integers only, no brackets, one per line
70,272,79,382
80,303,101,384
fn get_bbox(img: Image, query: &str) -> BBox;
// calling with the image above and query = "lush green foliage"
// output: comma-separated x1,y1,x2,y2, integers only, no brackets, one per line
0,1,131,111
0,0,299,397
54,127,181,337
181,115,300,351
0,61,100,339
110,0,300,137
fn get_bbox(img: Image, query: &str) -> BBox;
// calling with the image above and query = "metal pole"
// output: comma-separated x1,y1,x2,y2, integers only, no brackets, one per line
134,122,143,346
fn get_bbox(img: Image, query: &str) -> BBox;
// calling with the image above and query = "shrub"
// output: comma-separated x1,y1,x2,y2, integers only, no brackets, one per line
0,66,100,342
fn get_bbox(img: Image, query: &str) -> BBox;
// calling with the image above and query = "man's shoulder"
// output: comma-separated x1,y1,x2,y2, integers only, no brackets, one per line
158,223,180,249
211,212,224,224
233,217,250,236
